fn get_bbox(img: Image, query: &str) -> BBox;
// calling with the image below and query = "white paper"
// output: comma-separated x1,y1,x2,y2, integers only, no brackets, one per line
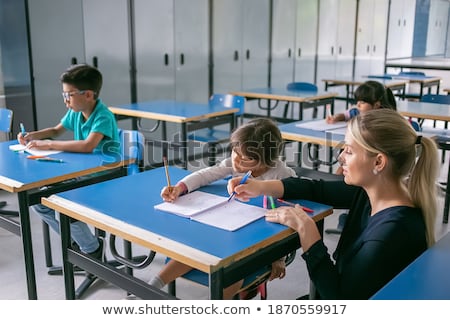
154,191,266,231
154,191,228,217
295,119,347,131
9,143,62,156
192,200,266,231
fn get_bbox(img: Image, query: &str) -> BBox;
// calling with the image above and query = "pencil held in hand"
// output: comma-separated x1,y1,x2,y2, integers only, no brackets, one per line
163,156,172,189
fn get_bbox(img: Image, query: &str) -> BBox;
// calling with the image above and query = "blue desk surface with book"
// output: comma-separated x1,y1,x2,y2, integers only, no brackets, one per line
43,166,333,299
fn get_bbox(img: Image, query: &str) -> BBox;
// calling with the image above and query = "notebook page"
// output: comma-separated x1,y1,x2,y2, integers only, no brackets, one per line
154,191,228,217
192,200,267,231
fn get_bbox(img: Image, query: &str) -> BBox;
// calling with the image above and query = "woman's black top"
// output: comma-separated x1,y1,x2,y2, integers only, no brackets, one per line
282,177,427,299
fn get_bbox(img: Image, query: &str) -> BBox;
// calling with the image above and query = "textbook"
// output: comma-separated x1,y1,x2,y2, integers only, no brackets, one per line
9,143,62,157
154,191,267,231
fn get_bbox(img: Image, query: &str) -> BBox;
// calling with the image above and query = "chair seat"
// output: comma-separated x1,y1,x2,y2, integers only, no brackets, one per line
188,128,231,144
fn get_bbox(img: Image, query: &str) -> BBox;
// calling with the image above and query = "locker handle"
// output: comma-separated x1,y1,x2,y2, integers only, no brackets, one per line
373,45,376,53
164,54,169,66
71,57,77,65
180,53,184,65
234,50,239,61
92,56,98,68
331,46,334,55
246,49,250,60
288,48,292,58
338,46,342,55
398,19,401,26
298,48,301,57
366,45,370,53
403,19,406,27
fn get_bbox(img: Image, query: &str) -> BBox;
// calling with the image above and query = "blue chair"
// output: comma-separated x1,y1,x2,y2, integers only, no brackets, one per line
399,71,426,77
118,129,145,175
188,94,245,166
284,82,318,119
0,108,18,217
367,75,393,80
420,94,450,163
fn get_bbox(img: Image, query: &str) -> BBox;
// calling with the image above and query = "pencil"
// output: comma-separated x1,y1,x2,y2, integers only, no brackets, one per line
163,156,171,188
276,199,314,213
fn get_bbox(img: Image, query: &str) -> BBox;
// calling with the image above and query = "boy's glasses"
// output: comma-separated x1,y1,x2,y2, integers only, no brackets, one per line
61,90,86,101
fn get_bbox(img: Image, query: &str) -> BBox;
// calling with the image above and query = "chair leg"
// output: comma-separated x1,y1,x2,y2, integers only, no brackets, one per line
208,143,217,167
283,102,289,119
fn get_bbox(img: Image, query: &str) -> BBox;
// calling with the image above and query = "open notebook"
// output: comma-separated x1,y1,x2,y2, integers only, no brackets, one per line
9,143,62,157
154,191,267,231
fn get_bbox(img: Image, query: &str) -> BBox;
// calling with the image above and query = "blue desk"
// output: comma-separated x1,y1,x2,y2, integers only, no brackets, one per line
397,100,450,123
229,87,337,122
279,120,346,172
371,232,450,299
0,140,129,299
42,167,333,299
109,100,238,169
370,73,441,99
322,76,408,108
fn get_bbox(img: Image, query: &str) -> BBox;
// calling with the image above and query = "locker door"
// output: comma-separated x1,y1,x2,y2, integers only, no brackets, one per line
213,0,244,93
271,0,297,87
28,0,85,130
83,0,131,106
295,0,318,83
241,0,270,89
174,0,209,103
134,0,175,101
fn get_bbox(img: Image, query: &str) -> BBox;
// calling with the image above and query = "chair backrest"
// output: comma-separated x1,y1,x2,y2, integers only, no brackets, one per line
398,71,426,77
0,108,13,140
420,94,450,105
367,75,393,80
286,82,318,92
209,93,245,116
118,129,145,175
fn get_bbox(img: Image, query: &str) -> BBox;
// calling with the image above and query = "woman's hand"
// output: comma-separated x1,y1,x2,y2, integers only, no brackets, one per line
266,205,321,252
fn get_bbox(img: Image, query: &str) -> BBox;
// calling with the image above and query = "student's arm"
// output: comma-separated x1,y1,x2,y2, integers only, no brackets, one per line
326,113,346,123
26,130,104,153
17,123,66,145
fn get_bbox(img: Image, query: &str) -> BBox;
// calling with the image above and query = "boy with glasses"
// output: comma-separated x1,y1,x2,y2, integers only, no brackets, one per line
17,64,119,261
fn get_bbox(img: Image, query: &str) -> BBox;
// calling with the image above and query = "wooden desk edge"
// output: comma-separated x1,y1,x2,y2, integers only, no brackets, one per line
109,106,238,123
0,160,131,193
43,194,333,274
281,132,344,148
229,91,338,102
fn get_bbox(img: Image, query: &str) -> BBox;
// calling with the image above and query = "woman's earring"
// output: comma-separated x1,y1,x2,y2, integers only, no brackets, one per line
372,169,378,175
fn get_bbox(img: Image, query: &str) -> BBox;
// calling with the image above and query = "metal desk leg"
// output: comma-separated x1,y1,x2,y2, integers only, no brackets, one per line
60,213,75,299
17,192,38,300
443,160,450,224
209,268,224,300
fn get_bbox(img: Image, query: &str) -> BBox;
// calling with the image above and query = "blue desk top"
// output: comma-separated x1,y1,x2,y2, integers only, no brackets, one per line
109,100,238,123
45,167,332,268
278,121,346,147
397,100,450,122
371,232,450,299
0,140,126,192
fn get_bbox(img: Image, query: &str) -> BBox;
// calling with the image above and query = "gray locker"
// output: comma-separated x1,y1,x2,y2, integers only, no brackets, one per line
271,0,318,87
27,0,132,130
134,0,209,103
212,0,270,93
316,0,357,93
354,0,389,78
